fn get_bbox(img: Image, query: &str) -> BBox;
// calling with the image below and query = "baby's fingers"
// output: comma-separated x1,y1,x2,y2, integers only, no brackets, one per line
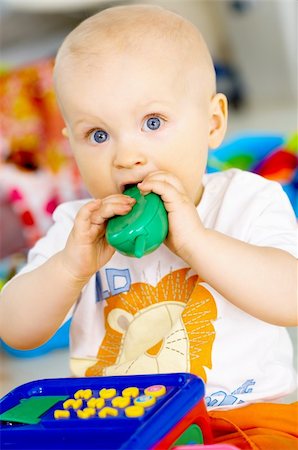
76,196,135,231
138,171,185,195
91,196,136,225
138,176,188,212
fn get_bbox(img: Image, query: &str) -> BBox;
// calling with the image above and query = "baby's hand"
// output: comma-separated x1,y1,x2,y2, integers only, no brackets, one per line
62,195,136,281
138,171,205,262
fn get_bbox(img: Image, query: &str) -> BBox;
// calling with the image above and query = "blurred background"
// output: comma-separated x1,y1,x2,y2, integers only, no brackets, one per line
1,0,297,123
0,0,297,397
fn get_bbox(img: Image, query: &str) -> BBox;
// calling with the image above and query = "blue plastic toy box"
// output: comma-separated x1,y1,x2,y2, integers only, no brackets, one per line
0,372,212,449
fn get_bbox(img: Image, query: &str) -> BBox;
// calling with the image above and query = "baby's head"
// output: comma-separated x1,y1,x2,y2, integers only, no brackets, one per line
54,4,227,204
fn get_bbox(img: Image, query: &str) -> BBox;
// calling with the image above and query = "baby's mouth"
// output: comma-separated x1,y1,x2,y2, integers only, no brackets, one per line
121,182,143,193
124,183,137,191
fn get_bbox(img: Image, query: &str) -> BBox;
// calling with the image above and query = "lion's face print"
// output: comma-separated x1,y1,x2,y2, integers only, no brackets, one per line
85,268,217,380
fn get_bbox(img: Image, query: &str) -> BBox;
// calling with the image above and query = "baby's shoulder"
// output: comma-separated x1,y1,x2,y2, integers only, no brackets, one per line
204,168,282,198
201,168,291,221
205,167,276,186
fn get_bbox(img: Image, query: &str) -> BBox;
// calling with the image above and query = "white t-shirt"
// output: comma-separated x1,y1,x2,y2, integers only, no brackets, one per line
17,169,297,410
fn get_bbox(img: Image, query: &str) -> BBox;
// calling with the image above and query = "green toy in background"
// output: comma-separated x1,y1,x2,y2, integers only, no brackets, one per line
106,185,168,258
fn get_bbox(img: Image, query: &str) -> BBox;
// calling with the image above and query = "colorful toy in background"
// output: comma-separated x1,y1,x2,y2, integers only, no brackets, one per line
207,132,298,216
0,373,213,449
0,59,71,174
0,59,88,259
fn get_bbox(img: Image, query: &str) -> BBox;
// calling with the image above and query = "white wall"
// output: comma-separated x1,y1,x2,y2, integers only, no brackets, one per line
214,0,297,106
1,0,297,108
138,0,297,107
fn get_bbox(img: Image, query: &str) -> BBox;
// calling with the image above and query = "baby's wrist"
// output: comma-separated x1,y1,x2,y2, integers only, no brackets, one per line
177,223,207,265
56,251,93,287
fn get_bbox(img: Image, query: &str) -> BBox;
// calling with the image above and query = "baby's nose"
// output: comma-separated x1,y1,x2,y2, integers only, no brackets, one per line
113,146,147,169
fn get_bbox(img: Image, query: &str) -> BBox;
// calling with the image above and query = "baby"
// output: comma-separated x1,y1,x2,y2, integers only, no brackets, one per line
1,5,297,448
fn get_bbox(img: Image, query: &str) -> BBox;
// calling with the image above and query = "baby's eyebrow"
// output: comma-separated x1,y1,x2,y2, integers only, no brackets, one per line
137,100,173,110
73,117,107,129
72,101,174,130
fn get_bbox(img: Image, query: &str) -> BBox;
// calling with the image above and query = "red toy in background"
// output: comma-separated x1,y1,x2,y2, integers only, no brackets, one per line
254,134,297,186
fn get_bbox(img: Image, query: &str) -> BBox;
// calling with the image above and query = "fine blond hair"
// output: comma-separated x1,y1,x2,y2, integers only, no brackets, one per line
54,4,216,96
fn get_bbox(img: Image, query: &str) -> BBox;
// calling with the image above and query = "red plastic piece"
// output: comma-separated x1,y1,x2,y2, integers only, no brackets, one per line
152,399,213,449
254,149,297,183
172,445,238,450
21,210,35,226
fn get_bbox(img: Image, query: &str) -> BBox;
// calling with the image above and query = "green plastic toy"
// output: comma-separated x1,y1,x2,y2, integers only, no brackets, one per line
0,396,68,425
172,424,204,446
106,185,168,258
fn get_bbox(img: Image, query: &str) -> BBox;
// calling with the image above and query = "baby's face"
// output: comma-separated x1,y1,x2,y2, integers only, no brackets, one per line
58,49,215,204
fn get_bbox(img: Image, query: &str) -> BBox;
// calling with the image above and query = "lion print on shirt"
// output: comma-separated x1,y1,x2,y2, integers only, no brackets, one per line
85,268,217,381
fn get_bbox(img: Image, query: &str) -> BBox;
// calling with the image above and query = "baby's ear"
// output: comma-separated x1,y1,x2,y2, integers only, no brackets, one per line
62,127,69,138
208,93,228,149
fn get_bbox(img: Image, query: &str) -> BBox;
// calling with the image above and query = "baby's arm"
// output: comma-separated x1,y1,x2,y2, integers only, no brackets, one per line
187,229,297,326
138,172,297,326
0,194,135,349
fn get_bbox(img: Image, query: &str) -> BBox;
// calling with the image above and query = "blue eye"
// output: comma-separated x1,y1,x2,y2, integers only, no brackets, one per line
143,117,162,131
90,129,109,144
